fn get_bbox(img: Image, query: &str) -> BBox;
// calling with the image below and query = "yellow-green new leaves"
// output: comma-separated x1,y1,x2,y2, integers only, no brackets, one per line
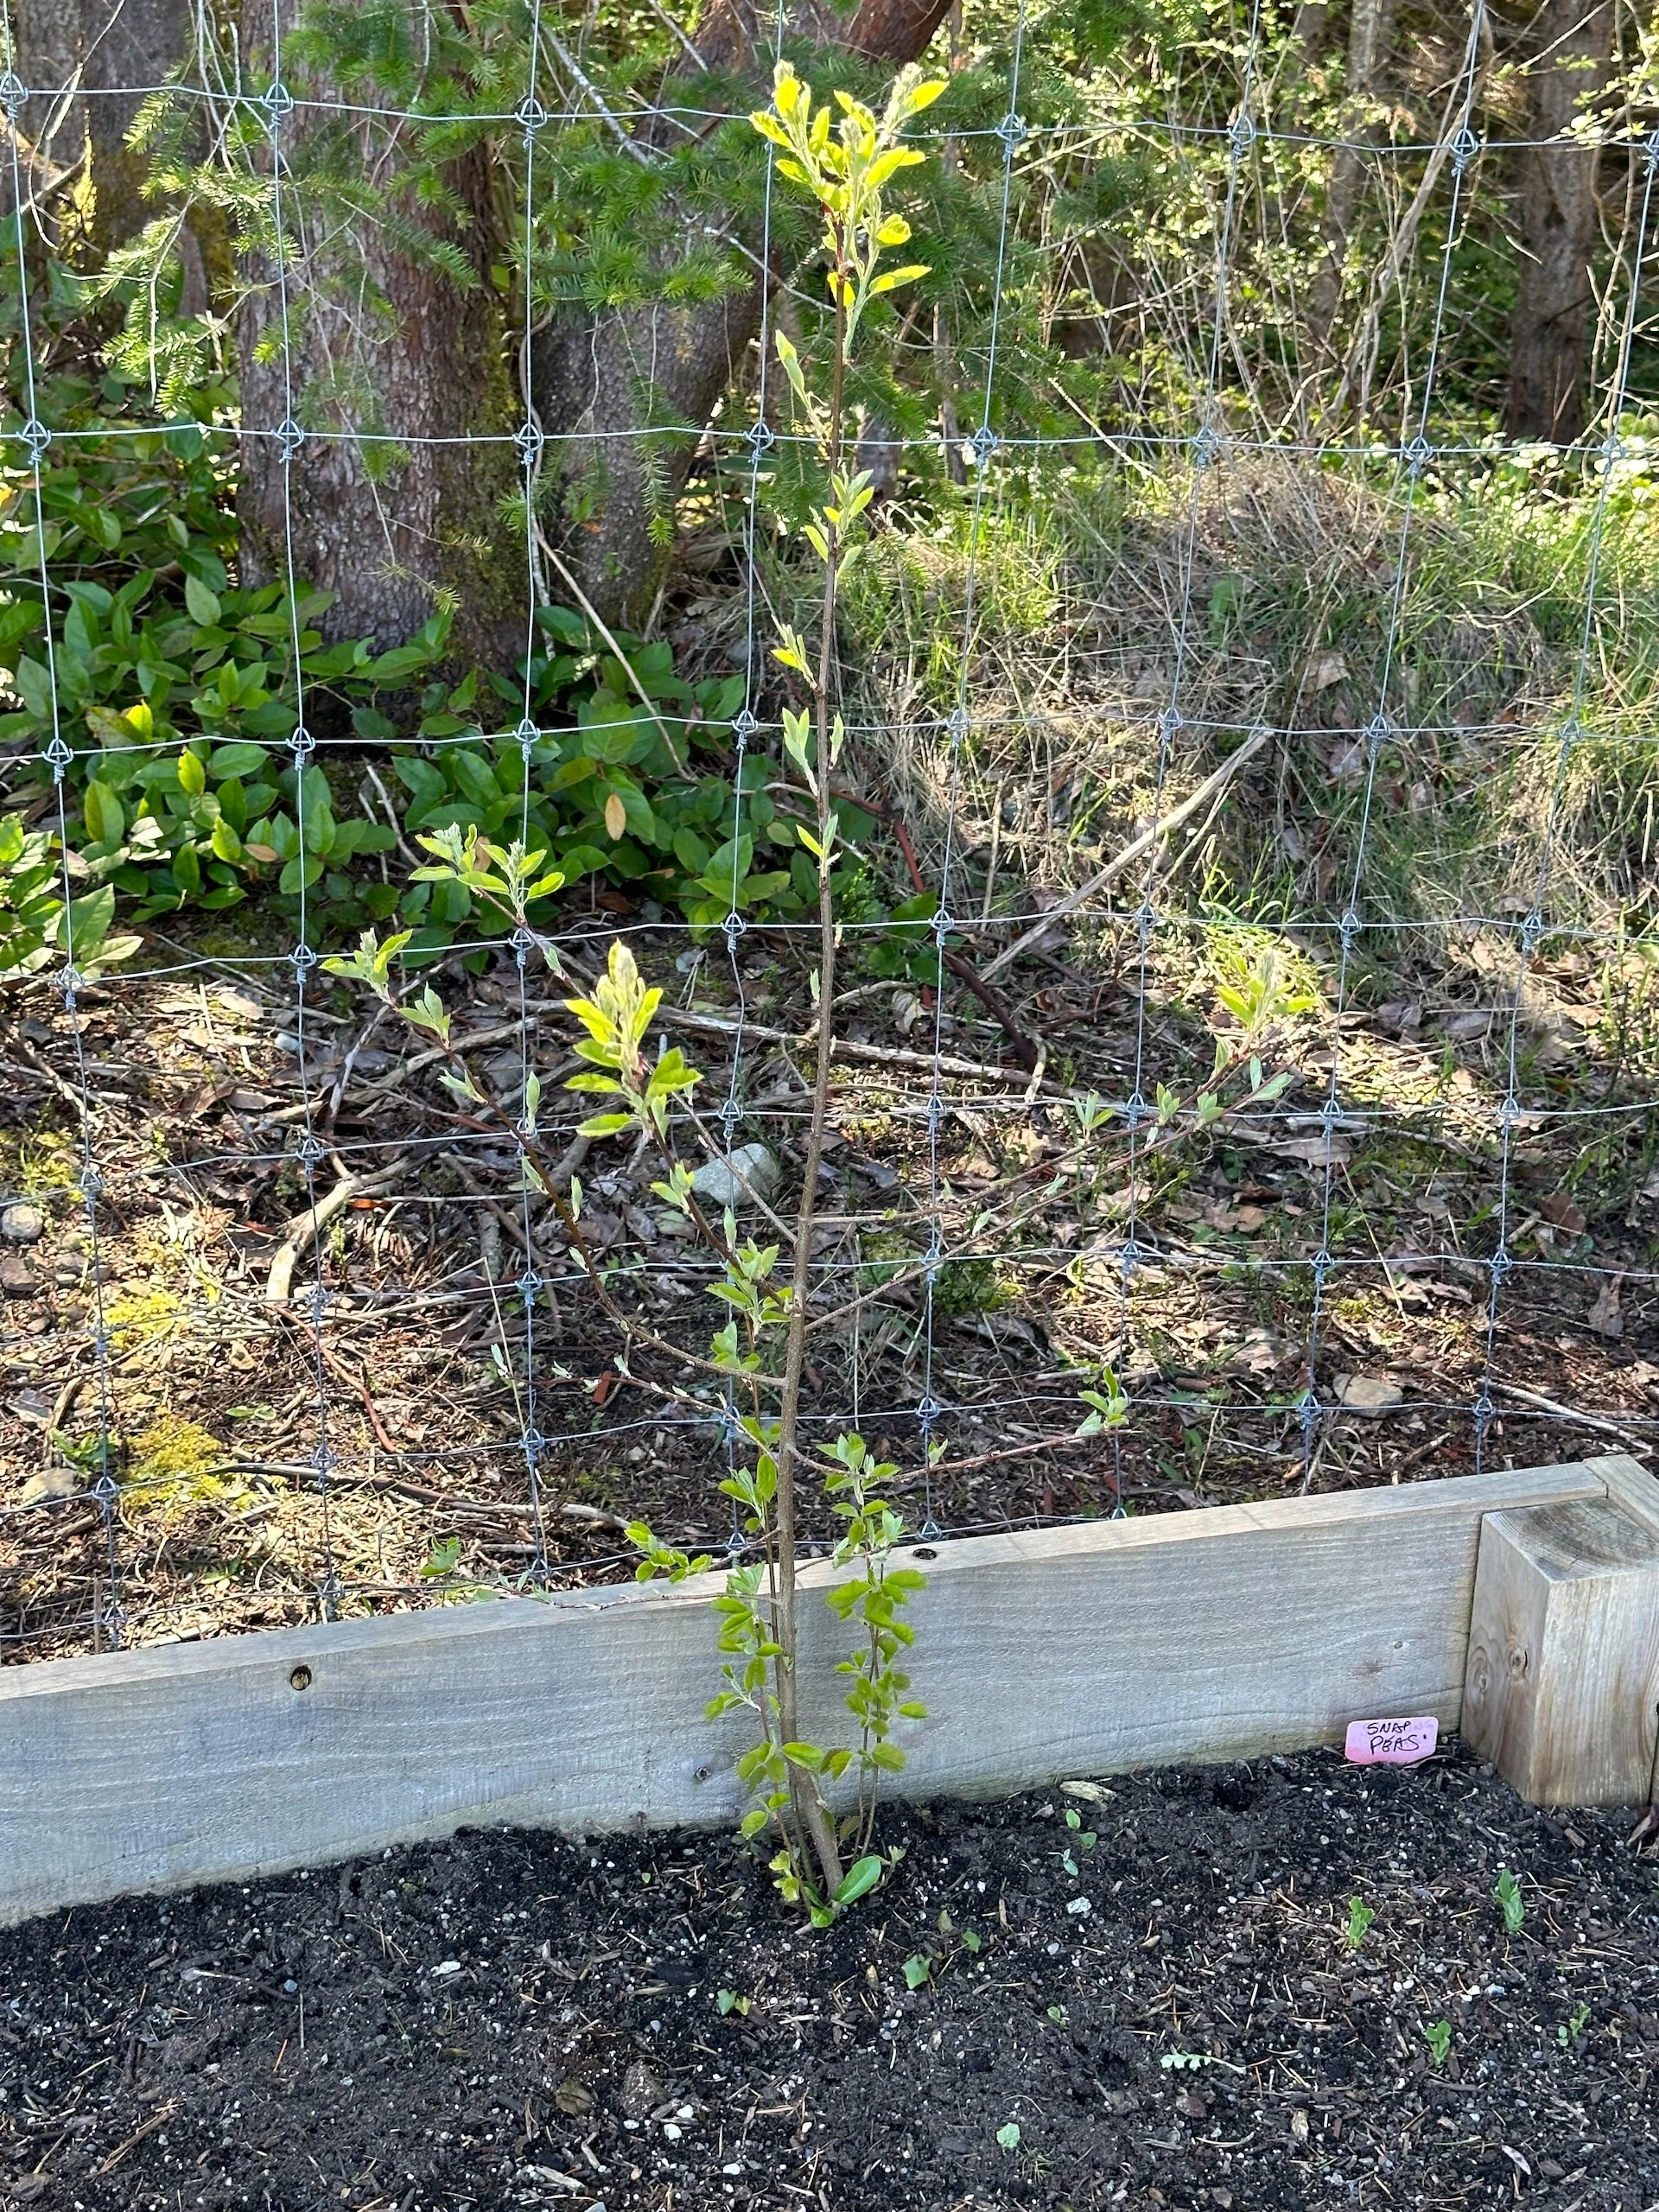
772,622,811,678
872,264,930,296
322,925,414,999
774,327,810,407
750,60,943,345
782,706,817,795
410,824,566,913
1077,1369,1130,1435
565,940,702,1141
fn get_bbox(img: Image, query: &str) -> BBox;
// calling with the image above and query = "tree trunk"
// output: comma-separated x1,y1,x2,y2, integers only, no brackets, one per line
534,0,956,628
1505,0,1615,444
1309,0,1396,347
7,0,188,250
235,0,522,658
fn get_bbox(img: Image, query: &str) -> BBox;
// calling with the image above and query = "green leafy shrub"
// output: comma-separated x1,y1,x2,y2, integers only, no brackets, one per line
0,359,443,927
0,251,886,950
386,605,881,939
0,812,139,981
79,740,399,923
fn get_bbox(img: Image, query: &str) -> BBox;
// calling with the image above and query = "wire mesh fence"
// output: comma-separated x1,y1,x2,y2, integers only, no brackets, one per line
2,0,1656,1664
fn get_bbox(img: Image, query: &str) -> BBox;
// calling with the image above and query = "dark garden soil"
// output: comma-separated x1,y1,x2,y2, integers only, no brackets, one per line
5,1742,1659,2212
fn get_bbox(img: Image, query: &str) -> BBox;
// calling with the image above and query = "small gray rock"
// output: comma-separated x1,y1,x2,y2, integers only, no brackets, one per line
1,1201,45,1245
0,1253,38,1299
619,2059,664,2120
690,1142,779,1211
20,1465,81,1505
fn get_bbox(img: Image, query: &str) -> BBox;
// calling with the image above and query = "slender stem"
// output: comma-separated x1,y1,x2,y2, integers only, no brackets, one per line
771,249,851,1901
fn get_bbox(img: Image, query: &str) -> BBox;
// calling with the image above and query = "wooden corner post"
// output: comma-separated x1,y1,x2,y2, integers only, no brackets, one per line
1464,1455,1659,1807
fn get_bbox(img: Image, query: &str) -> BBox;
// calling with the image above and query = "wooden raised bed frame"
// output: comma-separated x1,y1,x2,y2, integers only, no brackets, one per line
3,1452,1656,1926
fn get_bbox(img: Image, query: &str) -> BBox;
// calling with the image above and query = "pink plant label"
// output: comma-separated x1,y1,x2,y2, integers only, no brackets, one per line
1344,1715,1438,1766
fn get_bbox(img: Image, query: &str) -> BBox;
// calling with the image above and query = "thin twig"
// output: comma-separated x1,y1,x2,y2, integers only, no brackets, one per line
264,1154,409,1303
979,726,1270,982
1490,1378,1656,1452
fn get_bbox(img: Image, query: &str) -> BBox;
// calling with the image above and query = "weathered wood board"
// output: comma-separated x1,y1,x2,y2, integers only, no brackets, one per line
1465,1476,1659,1804
0,1457,1625,1924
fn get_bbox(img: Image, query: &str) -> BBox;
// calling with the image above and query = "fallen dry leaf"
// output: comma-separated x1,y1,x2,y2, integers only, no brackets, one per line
1538,1192,1587,1235
1274,1136,1353,1169
1586,1274,1624,1339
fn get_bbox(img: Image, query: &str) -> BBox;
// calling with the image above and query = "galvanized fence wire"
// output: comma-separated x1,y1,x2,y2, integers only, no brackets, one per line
0,9,124,1649
10,72,1659,153
1476,133,1659,1471
0,9,1656,1657
918,0,1032,1541
1300,0,1491,1494
263,11,342,1623
1113,0,1268,1516
714,1,788,1567
516,4,553,1584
